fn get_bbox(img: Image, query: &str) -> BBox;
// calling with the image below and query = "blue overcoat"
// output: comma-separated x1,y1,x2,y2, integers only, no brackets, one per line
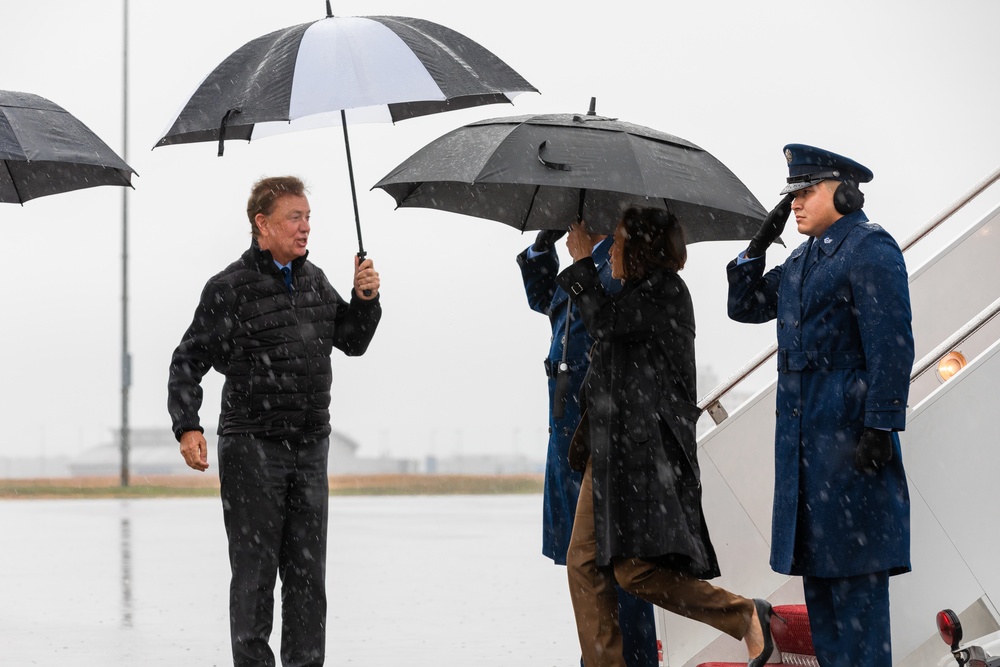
517,237,619,563
726,210,914,577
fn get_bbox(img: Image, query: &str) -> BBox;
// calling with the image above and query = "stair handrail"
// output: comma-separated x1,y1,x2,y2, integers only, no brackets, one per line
700,165,1000,426
699,341,777,424
910,296,1000,383
900,165,1000,253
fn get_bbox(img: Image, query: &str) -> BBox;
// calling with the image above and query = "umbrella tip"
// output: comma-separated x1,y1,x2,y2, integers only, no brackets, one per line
325,0,333,17
588,97,596,116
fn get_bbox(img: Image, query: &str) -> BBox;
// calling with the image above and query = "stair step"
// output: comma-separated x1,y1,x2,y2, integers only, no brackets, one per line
694,604,816,667
772,604,815,656
694,656,818,667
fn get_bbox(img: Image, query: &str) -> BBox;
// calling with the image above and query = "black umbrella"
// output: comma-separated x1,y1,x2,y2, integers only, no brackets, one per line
373,99,766,240
1,90,135,204
375,98,767,417
153,3,537,261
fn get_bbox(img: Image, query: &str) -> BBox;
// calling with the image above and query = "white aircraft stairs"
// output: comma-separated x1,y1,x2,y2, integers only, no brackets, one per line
656,166,1000,667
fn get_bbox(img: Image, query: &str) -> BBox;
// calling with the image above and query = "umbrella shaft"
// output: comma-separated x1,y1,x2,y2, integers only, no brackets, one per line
340,109,365,257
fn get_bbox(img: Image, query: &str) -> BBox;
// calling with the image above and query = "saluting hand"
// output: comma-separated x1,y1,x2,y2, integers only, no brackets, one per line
746,194,794,259
354,255,380,300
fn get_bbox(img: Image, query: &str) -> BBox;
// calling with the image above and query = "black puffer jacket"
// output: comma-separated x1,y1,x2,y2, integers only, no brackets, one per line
168,241,381,443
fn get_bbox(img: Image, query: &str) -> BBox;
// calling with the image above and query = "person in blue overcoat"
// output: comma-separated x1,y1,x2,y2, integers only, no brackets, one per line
727,144,915,667
517,226,657,667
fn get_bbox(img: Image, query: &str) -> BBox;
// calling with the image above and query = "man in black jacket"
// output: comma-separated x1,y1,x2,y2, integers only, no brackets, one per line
167,175,381,667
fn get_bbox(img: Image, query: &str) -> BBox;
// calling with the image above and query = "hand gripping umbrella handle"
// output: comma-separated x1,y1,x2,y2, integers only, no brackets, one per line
356,250,372,297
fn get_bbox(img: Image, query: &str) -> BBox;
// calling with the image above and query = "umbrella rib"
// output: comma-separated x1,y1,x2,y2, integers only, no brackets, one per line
1,160,25,204
521,184,542,232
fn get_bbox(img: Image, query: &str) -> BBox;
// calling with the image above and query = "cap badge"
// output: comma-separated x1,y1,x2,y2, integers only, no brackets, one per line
785,148,793,164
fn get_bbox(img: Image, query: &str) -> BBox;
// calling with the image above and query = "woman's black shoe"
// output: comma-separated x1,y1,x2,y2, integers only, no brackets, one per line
748,598,775,667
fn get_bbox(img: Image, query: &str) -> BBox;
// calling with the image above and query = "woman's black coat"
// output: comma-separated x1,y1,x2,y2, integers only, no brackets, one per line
557,259,720,578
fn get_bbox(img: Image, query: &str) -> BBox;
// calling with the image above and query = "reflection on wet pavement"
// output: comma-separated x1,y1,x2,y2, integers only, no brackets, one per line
120,514,132,629
0,495,577,666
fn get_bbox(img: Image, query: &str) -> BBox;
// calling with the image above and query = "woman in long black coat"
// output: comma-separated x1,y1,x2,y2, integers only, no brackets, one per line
557,207,773,667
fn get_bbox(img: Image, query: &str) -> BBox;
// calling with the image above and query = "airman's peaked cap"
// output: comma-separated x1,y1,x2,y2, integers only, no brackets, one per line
780,143,874,195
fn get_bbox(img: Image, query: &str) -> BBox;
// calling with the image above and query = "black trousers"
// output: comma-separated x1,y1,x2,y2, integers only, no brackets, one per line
219,435,330,667
803,571,892,667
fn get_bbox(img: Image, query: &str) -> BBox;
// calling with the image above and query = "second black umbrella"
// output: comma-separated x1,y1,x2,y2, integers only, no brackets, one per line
374,100,766,240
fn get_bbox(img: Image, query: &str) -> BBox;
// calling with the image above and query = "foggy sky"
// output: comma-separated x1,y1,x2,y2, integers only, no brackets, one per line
4,0,1000,463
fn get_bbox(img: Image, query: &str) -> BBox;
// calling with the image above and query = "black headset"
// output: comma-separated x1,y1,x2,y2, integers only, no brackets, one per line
786,170,865,214
832,179,864,214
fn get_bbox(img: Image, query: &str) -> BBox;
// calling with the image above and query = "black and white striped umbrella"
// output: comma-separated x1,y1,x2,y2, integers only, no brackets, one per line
154,4,537,258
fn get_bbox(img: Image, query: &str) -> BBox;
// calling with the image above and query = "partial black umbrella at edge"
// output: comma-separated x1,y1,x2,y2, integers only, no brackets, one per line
153,3,537,262
1,90,135,204
373,99,767,242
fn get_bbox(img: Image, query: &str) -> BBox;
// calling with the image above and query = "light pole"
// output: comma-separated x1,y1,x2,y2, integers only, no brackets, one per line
119,0,131,487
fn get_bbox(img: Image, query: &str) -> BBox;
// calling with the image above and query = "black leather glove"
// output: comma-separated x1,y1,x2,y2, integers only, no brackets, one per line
532,229,566,252
746,194,794,259
855,427,893,473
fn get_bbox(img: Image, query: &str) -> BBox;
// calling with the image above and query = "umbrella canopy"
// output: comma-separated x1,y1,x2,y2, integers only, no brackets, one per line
155,13,537,150
153,6,537,259
374,102,767,241
1,90,135,204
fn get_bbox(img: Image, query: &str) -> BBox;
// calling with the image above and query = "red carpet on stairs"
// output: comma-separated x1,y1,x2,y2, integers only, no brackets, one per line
772,604,814,656
694,604,816,667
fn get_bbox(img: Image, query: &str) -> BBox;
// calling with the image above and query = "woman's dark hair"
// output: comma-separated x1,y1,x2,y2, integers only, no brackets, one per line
617,206,687,279
246,176,308,238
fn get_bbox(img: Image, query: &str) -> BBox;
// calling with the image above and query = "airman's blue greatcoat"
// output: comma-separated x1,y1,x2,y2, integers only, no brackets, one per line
727,210,914,578
517,237,618,562
518,238,657,667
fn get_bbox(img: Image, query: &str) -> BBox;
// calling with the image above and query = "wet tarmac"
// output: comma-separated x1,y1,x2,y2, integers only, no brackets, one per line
0,495,578,666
